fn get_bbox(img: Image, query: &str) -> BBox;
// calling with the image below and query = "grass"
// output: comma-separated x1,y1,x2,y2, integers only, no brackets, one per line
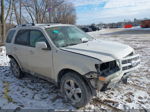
3,81,14,103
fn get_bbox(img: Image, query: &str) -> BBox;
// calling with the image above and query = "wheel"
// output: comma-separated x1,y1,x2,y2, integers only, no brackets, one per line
60,72,92,108
10,58,24,79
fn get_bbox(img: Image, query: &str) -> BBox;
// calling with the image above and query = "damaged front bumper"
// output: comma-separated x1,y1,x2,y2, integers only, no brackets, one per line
85,54,140,91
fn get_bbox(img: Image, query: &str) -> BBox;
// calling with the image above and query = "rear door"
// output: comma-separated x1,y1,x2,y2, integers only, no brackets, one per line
13,29,30,70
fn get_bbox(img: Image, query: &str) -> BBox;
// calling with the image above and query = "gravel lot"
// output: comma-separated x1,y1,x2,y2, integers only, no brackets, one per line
0,28,150,111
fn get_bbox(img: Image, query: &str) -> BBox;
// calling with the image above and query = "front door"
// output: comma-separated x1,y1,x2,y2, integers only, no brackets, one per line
27,30,53,78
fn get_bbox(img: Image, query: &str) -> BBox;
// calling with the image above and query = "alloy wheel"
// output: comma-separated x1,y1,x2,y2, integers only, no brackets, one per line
64,79,82,104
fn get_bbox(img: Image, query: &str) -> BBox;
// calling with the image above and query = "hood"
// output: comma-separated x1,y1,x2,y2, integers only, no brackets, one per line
61,39,134,62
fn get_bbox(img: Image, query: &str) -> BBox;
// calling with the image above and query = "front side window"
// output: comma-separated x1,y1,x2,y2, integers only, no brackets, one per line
45,26,93,47
6,30,16,43
29,30,49,47
15,30,29,46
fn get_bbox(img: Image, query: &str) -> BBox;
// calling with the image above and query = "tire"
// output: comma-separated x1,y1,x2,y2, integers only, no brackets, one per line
10,58,24,79
60,72,92,108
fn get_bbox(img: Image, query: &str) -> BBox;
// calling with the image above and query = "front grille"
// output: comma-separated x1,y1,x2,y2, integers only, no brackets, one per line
122,56,139,64
122,54,140,72
122,61,140,70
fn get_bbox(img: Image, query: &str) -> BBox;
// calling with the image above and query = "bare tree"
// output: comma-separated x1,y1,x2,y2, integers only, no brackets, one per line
1,0,5,43
12,0,20,24
22,0,49,23
0,0,77,39
19,0,22,24
55,3,76,24
5,0,12,22
22,0,76,24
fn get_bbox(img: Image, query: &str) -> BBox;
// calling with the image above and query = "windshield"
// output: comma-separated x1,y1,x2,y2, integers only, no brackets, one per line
45,26,93,47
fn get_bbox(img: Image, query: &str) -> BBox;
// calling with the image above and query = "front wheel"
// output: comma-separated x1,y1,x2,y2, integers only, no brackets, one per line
60,72,92,108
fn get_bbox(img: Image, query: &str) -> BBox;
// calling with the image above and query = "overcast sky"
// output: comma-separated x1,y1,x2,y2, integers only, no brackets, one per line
69,0,150,25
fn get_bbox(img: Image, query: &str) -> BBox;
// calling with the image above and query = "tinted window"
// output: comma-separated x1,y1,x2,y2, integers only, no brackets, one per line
15,30,29,46
29,30,49,47
6,30,16,43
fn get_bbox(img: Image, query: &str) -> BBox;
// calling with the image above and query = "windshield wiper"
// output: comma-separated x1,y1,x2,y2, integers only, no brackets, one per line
67,43,79,46
61,43,78,47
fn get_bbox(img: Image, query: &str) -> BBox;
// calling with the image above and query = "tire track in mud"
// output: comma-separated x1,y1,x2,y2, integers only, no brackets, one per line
127,83,146,91
92,98,124,112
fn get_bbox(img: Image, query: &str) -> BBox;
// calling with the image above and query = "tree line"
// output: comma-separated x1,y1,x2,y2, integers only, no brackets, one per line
0,0,76,43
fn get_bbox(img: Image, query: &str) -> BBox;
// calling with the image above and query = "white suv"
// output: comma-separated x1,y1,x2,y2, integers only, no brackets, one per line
5,23,140,108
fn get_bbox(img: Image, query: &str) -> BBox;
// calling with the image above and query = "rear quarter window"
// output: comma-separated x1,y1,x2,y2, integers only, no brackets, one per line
6,30,16,43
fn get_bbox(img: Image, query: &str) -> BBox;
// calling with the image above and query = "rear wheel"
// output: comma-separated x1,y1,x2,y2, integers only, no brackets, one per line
60,72,92,108
10,58,24,79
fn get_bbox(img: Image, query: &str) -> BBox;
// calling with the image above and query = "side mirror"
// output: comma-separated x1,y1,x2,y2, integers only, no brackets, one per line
35,42,50,50
81,38,88,43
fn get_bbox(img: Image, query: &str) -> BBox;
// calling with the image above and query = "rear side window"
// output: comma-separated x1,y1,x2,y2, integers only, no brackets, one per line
6,30,16,43
15,30,29,46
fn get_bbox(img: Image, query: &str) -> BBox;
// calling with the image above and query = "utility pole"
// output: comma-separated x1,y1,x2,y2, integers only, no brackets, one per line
1,0,5,43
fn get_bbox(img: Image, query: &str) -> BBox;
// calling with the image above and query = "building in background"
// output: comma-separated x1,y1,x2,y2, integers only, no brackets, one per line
141,19,150,28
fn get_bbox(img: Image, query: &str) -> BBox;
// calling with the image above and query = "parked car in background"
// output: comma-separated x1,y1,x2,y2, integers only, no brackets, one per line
124,24,133,28
89,24,100,31
80,26,92,32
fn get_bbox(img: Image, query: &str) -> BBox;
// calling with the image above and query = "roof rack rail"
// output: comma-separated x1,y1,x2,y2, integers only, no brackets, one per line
15,23,35,27
34,23,60,26
14,22,60,28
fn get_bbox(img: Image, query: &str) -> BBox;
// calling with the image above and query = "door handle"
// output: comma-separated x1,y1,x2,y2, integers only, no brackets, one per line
29,50,34,55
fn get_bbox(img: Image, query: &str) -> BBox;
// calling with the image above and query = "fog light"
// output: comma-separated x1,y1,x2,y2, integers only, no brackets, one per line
99,76,106,81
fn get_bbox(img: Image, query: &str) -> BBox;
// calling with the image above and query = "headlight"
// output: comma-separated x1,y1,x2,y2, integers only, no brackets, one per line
95,60,120,77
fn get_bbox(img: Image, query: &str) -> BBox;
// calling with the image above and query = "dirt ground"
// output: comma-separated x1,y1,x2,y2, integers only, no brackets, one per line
0,28,150,111
87,29,150,111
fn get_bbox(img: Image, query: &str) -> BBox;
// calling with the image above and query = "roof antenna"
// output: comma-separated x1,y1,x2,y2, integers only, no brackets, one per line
31,23,35,26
